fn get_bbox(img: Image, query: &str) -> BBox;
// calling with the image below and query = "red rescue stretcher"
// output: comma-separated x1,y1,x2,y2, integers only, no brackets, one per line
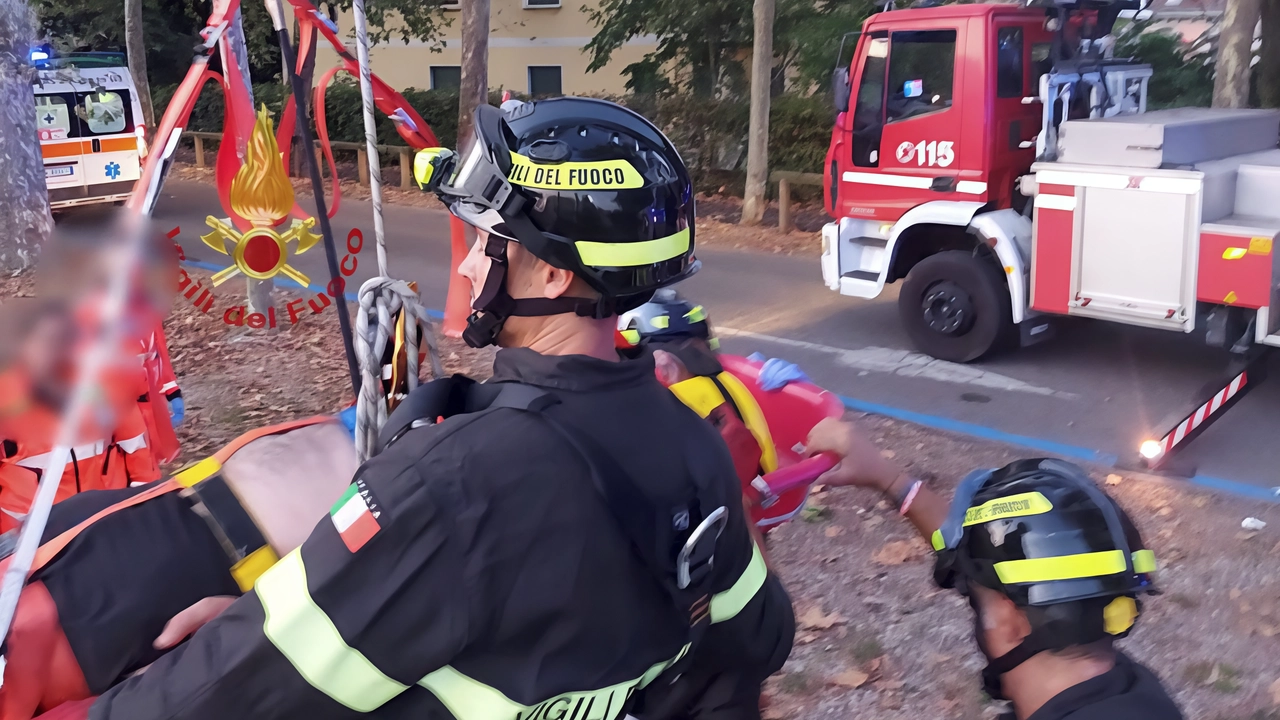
719,355,845,530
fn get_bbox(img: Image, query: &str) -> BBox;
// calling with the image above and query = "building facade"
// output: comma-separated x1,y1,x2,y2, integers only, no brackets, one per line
315,0,656,96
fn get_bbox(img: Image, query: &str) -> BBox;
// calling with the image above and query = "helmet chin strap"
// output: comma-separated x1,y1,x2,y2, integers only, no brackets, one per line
462,233,614,349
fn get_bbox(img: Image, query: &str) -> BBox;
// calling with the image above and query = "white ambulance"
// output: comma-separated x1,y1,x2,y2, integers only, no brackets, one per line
34,58,147,210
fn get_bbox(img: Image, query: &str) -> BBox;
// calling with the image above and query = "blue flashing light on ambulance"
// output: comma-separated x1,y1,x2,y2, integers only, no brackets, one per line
32,49,148,210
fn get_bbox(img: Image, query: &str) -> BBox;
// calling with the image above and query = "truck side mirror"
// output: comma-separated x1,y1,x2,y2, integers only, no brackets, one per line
832,67,852,113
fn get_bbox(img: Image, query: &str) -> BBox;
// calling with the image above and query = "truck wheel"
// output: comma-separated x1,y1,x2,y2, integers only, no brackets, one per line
898,250,1012,363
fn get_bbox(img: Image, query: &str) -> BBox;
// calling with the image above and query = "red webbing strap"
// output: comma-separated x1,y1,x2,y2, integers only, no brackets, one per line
211,416,333,463
311,65,346,220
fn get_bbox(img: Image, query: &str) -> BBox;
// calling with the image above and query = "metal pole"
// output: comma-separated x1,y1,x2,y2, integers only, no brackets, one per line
265,0,361,392
350,0,388,276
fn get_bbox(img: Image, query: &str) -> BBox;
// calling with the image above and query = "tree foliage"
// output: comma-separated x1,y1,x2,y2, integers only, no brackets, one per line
584,0,876,98
1114,21,1214,109
34,0,450,85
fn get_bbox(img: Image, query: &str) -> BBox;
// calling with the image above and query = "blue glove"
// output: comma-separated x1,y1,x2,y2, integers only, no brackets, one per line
168,397,185,427
337,405,358,440
749,353,810,392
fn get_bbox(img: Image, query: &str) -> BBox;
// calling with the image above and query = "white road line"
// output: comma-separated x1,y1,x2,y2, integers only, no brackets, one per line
717,327,1078,400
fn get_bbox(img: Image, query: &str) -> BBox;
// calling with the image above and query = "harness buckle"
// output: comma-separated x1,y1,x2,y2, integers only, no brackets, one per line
676,505,727,590
750,476,778,509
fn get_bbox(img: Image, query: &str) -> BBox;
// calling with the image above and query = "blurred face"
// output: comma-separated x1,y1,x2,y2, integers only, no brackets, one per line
21,313,76,407
456,228,588,347
652,348,694,387
970,583,1031,659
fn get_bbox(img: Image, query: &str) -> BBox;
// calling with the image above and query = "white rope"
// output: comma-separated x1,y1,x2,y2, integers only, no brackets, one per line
353,277,444,462
350,0,388,277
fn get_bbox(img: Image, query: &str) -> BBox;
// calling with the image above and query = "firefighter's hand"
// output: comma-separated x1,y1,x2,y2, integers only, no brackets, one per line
153,595,238,650
806,418,901,492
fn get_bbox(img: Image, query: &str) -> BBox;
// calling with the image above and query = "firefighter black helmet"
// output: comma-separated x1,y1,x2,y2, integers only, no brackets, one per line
414,98,697,347
931,459,1157,698
617,289,714,348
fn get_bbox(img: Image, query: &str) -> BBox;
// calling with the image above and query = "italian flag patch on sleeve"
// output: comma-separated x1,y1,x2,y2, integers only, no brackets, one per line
331,481,382,552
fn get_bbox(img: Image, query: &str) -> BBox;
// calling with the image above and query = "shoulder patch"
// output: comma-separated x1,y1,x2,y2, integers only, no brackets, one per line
330,478,384,552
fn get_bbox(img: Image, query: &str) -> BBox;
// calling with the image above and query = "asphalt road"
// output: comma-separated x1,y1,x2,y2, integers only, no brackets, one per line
64,180,1279,493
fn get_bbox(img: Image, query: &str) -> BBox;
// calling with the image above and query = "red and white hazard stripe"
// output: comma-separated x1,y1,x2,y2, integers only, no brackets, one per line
1158,371,1248,454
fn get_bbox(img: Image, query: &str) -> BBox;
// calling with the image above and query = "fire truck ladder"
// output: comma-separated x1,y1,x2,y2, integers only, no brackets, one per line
1140,347,1272,471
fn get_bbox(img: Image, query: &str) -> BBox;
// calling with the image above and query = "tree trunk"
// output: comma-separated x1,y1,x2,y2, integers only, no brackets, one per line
0,0,52,273
1259,0,1280,108
1213,0,1263,108
740,0,775,226
124,0,154,127
457,0,490,155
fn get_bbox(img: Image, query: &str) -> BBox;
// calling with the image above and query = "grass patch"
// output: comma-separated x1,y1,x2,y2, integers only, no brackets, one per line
850,635,883,663
1185,662,1243,693
802,505,831,523
778,672,814,694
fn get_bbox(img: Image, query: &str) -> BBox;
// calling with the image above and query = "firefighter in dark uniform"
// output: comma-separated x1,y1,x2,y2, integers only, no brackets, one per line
0,418,357,720
806,419,1183,720
89,98,794,720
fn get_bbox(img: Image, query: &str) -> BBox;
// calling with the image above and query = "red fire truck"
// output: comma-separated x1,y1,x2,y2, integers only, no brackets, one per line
818,0,1279,467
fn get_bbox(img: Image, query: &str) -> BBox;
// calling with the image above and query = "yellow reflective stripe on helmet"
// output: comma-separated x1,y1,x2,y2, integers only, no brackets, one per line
419,646,688,720
620,329,641,346
413,148,450,189
651,315,670,329
173,456,221,488
993,549,1128,584
684,305,707,323
715,372,778,474
710,540,767,623
963,492,1053,527
258,550,407,711
576,229,690,268
507,152,644,190
1132,549,1157,574
931,529,945,552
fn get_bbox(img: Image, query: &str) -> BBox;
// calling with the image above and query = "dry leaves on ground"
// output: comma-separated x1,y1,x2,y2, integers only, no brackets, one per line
831,670,870,689
798,606,846,631
871,539,926,566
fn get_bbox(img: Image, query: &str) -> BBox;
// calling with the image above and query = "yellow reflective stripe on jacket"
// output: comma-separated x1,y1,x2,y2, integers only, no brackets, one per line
667,373,778,474
575,229,690,268
710,540,767,623
257,532,767,716
258,550,408,711
930,529,945,552
420,645,688,720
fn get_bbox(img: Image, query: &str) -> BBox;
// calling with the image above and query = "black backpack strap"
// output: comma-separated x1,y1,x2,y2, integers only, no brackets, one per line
531,403,727,650
378,375,478,453
378,377,561,454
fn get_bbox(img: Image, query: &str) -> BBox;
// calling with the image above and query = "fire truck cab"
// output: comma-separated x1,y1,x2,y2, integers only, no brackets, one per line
820,0,1280,367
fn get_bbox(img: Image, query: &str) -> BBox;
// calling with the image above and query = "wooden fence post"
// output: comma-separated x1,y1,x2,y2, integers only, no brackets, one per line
194,136,205,169
357,147,370,187
778,177,792,233
399,147,412,188
314,145,325,179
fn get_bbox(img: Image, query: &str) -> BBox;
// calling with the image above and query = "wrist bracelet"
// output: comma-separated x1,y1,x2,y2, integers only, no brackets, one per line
898,479,923,516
